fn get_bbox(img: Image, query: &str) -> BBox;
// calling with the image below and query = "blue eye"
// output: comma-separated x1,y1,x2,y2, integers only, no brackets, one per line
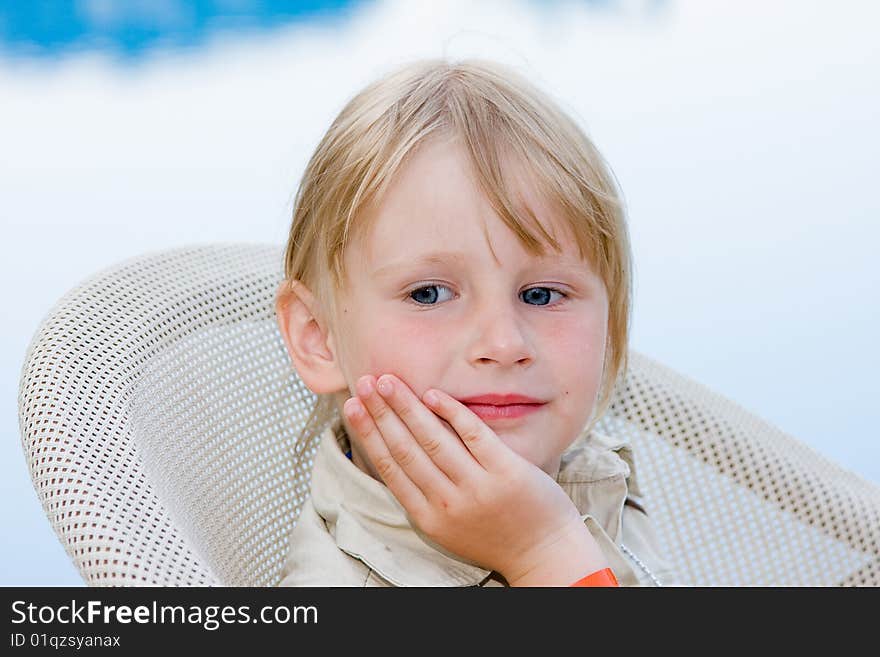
406,285,567,307
522,287,565,306
409,284,454,305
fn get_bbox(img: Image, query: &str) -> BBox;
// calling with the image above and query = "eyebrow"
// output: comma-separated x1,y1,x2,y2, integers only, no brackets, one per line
372,251,467,278
371,251,591,278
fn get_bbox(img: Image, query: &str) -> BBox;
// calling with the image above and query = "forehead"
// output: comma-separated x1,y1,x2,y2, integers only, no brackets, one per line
352,135,587,273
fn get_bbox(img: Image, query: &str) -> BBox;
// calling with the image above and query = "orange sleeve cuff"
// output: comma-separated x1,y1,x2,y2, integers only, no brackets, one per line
569,567,619,587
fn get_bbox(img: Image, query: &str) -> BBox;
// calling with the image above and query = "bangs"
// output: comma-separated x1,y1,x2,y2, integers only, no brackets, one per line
328,62,622,291
453,127,611,284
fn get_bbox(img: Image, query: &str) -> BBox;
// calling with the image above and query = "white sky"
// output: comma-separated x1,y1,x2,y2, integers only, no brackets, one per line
2,0,878,584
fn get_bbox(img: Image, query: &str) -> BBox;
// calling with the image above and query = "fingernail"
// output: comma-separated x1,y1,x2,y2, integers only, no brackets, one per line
345,398,363,418
424,390,440,405
356,376,373,397
377,376,393,396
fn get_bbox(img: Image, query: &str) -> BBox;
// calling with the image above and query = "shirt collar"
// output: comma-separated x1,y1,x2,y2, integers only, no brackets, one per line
308,417,634,587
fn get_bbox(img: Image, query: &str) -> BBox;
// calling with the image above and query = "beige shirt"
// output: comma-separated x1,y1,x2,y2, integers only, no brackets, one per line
278,418,679,587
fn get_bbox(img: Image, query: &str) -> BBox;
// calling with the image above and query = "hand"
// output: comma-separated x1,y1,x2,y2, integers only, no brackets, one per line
343,373,609,586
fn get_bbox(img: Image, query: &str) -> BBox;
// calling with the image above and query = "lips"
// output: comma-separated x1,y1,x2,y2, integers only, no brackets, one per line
456,393,548,422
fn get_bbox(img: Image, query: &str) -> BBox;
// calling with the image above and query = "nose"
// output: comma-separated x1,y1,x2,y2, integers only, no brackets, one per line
466,297,536,367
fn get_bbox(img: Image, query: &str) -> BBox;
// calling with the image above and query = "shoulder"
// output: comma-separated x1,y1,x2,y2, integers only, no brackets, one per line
277,499,377,587
565,427,654,507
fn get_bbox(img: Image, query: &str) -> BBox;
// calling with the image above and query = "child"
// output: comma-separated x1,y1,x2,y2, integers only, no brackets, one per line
274,58,678,586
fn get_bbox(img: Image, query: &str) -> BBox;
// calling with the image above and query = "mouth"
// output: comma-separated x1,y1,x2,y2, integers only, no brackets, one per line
462,402,547,422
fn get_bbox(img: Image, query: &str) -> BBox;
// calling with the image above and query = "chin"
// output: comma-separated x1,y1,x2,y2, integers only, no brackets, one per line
494,426,565,473
496,434,546,467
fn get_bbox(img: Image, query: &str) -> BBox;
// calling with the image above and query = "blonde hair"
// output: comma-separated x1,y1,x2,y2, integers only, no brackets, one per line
281,58,633,452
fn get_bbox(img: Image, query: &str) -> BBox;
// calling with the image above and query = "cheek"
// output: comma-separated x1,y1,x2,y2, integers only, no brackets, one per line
360,315,441,381
543,313,606,375
541,313,607,428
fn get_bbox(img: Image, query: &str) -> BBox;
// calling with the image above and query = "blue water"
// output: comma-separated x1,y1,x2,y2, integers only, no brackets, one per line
0,0,365,60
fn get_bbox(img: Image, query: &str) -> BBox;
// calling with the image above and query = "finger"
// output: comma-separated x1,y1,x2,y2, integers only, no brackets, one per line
421,388,514,472
343,396,429,518
354,375,455,504
375,374,482,486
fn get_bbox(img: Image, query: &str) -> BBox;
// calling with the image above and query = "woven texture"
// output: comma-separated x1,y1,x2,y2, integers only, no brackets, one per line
18,243,880,586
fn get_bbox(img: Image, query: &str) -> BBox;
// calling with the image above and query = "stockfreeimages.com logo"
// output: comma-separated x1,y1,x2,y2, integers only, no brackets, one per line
11,599,317,631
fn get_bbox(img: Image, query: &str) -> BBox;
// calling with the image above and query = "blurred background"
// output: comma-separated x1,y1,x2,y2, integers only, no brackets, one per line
2,0,877,585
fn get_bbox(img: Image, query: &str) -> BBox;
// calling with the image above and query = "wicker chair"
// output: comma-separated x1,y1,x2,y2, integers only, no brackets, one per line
17,244,880,586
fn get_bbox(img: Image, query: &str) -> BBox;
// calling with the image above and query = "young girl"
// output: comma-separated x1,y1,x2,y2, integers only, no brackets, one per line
274,58,678,586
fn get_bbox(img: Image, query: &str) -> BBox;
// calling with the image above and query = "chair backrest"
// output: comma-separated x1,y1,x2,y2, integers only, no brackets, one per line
18,243,880,586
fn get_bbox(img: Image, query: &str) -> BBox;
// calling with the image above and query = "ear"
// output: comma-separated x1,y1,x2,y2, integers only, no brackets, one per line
275,279,348,395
